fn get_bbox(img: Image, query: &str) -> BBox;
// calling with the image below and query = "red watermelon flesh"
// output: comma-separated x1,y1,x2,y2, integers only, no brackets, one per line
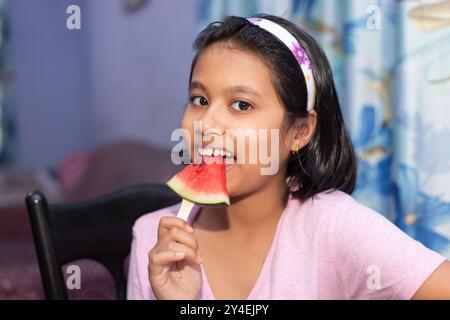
166,156,230,206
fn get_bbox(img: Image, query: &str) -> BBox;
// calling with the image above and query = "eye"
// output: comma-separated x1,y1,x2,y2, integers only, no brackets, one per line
231,100,253,112
190,96,208,107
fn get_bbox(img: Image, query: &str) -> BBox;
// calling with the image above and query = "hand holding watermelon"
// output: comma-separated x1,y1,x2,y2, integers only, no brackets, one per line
147,216,203,300
150,154,230,299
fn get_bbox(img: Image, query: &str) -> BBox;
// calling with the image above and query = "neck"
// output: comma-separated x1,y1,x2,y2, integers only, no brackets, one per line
195,174,289,238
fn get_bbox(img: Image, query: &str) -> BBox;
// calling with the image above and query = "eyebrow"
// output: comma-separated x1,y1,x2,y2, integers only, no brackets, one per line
189,81,262,99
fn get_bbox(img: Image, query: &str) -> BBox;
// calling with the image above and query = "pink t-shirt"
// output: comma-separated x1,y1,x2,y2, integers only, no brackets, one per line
126,189,446,300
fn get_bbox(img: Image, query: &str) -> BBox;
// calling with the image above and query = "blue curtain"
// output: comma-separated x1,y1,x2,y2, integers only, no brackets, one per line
196,0,450,259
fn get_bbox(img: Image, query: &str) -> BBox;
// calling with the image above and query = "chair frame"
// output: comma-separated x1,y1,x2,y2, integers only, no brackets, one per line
25,183,180,300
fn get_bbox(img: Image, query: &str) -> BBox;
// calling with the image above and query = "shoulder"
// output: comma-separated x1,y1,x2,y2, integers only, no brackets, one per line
309,188,355,210
285,189,390,242
286,188,359,224
280,189,358,244
306,189,438,265
306,188,388,225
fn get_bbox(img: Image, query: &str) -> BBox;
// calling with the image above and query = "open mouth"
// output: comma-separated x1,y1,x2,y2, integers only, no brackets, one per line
197,147,236,165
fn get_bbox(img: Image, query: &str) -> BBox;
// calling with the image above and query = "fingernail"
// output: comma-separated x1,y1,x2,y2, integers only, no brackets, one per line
175,252,185,258
185,225,194,233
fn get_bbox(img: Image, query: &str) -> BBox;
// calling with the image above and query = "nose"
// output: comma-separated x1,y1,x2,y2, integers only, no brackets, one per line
192,104,227,151
198,104,226,137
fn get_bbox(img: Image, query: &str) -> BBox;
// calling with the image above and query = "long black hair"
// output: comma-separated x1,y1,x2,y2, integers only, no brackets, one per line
188,13,357,201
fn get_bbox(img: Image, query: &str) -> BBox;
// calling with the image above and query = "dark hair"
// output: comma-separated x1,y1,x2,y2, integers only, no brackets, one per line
188,13,356,201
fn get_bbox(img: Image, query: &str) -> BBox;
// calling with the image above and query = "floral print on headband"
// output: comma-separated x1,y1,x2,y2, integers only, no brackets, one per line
247,17,316,111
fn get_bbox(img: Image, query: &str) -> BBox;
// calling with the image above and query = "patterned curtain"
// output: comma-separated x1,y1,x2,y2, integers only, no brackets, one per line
196,0,450,259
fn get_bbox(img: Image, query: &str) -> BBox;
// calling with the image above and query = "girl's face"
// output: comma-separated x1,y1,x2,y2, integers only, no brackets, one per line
182,43,303,199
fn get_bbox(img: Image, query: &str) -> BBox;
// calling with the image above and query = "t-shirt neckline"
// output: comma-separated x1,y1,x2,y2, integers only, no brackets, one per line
186,195,295,300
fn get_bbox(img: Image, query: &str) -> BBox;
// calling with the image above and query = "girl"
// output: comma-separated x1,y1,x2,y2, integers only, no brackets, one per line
127,14,450,300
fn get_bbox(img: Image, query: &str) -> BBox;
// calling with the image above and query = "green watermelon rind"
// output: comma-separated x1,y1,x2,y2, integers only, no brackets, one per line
167,176,230,206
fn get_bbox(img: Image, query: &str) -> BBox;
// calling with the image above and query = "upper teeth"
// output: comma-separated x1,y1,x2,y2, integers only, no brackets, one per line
198,147,233,158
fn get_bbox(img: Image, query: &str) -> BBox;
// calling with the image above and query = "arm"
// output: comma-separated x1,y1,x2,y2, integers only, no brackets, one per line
412,260,450,300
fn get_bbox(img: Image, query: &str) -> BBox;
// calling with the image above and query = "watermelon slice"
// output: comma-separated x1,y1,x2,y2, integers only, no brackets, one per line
166,156,230,206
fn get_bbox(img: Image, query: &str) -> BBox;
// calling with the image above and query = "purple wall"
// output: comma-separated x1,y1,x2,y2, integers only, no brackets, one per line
9,0,196,167
87,0,196,148
9,0,88,167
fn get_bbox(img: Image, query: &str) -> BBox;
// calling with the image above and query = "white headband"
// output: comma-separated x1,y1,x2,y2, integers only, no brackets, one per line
247,17,316,111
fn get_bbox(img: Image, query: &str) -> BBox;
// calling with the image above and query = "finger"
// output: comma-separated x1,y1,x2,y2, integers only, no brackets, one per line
148,251,185,278
159,227,199,253
158,216,194,238
164,241,202,265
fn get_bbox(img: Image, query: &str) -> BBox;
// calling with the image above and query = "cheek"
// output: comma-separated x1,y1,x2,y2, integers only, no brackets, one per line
181,111,197,158
181,108,195,130
277,131,293,168
226,162,278,198
227,119,289,195
226,163,261,196
250,115,287,166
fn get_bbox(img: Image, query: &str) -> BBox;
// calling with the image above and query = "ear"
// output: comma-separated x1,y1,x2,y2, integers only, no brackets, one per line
290,110,317,152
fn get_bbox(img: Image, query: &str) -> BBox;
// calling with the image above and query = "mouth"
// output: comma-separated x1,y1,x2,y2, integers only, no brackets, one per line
197,146,236,171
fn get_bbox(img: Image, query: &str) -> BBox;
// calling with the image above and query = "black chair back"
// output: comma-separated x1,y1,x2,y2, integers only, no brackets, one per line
25,183,180,300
